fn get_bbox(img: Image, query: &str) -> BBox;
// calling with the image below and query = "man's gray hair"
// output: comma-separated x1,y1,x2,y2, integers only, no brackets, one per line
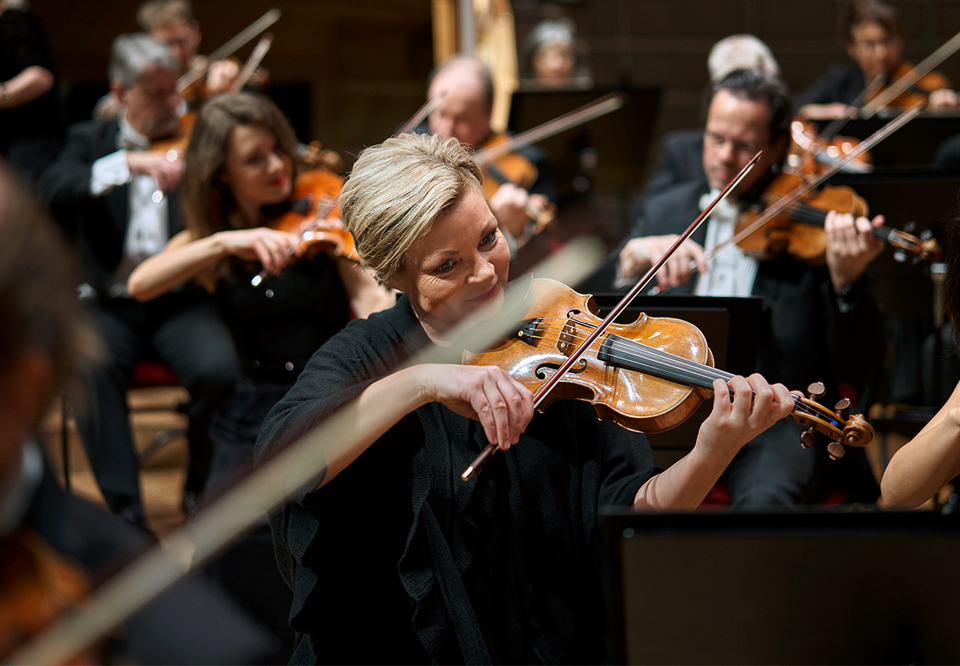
109,33,178,88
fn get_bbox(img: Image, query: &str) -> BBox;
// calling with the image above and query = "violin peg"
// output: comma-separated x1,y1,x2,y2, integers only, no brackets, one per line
807,382,826,403
834,398,851,421
800,428,816,449
920,229,933,241
893,249,908,263
827,441,846,461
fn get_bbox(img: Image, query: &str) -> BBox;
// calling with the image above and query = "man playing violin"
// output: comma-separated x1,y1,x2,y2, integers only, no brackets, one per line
590,69,887,509
37,33,238,532
425,55,555,249
94,0,244,121
797,0,958,119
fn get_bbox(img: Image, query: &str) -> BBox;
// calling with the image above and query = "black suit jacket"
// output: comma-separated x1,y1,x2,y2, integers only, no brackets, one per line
37,119,182,294
583,177,885,401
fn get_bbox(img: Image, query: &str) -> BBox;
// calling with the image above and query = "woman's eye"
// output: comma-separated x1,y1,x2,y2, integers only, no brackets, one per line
481,231,497,246
435,260,454,274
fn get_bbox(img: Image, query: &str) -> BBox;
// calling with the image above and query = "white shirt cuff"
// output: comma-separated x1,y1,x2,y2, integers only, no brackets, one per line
90,151,132,196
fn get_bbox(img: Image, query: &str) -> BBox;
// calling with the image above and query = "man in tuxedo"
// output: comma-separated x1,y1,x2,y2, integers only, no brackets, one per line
38,33,236,530
587,69,887,508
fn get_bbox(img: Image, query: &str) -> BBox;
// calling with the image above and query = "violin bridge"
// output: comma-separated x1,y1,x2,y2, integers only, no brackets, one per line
557,319,579,356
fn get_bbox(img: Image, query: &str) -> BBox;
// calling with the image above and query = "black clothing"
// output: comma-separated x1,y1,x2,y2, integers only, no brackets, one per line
80,292,237,517
37,119,175,293
256,296,659,664
632,128,704,221
202,257,353,662
0,8,62,183
584,177,886,508
36,119,238,519
795,64,867,109
20,459,275,664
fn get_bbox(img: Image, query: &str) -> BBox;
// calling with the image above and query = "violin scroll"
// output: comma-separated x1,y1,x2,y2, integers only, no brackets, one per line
792,382,874,460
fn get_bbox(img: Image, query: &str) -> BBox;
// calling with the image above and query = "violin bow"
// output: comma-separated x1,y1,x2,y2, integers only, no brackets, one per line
10,243,603,666
177,8,282,93
394,91,446,137
229,32,273,93
704,102,923,261
472,92,626,165
860,27,960,119
461,152,762,481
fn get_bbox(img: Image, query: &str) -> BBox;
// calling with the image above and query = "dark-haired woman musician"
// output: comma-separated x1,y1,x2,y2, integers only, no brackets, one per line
255,132,795,664
128,92,392,653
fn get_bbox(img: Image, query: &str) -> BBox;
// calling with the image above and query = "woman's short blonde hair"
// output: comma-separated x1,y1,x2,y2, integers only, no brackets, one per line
339,132,484,285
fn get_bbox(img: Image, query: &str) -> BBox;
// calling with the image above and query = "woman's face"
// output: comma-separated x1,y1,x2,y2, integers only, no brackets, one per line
533,42,575,86
223,123,293,217
389,186,510,339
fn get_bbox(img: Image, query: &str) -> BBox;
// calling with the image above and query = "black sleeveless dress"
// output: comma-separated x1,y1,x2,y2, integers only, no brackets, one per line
206,254,351,496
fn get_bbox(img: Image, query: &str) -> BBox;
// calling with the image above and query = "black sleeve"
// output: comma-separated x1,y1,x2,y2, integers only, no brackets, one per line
591,416,660,507
254,305,419,493
823,272,886,405
4,10,56,73
35,122,99,209
795,65,850,107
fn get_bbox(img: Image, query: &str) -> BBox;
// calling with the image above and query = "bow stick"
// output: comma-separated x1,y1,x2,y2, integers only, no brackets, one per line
229,32,273,93
177,9,281,93
461,152,762,481
860,27,960,119
472,92,626,165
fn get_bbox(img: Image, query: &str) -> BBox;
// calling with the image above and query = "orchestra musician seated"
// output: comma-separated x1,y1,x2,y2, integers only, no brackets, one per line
585,69,887,509
422,55,556,250
126,92,393,657
37,33,238,532
796,0,958,119
254,131,799,664
94,0,246,120
636,34,781,210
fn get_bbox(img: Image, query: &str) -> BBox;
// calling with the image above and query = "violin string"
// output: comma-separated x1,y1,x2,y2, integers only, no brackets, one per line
510,320,833,421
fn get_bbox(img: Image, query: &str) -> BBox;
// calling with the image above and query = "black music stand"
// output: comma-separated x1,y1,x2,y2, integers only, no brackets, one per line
602,510,960,665
590,294,763,464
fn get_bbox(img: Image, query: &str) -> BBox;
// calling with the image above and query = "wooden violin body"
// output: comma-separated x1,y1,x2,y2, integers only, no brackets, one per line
735,172,941,264
465,279,874,453
0,529,97,663
466,278,714,432
867,62,952,109
474,132,556,232
787,118,872,176
268,168,359,262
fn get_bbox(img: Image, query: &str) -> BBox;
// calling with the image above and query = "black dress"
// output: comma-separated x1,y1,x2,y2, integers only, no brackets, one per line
256,295,660,664
203,254,352,661
0,8,63,183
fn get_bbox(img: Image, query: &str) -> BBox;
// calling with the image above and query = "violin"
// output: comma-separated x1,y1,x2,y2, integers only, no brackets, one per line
786,118,872,177
0,528,98,663
251,167,359,287
148,110,196,161
865,62,952,111
464,278,873,458
475,132,557,232
735,171,942,264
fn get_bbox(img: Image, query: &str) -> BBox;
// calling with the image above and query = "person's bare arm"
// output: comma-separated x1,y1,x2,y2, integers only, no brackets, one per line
0,65,53,108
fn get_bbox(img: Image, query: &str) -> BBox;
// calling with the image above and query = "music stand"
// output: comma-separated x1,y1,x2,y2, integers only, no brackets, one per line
602,510,960,665
590,295,763,463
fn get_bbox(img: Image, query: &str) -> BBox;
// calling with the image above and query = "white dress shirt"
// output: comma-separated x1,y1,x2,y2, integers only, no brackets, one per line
693,189,758,298
89,113,170,298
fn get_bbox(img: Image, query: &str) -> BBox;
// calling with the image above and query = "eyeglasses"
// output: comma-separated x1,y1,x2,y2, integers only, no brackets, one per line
704,130,762,157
